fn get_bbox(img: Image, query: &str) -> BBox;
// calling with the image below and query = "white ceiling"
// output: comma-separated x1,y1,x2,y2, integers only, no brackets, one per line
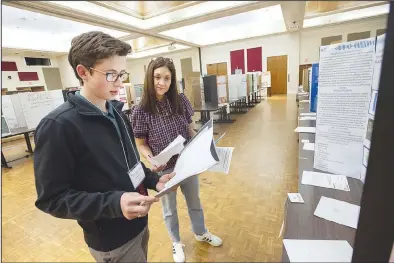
160,5,286,46
1,5,129,52
1,1,390,58
48,1,257,30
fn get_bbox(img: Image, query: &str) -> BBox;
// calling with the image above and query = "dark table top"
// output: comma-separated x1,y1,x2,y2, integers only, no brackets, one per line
194,103,220,112
2,127,35,139
282,102,364,262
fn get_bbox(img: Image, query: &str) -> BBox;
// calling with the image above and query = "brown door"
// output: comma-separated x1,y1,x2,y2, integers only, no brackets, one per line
267,55,288,95
206,64,217,75
217,62,228,75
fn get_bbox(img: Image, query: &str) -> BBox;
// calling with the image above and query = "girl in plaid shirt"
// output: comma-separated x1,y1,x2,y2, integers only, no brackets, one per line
132,57,222,262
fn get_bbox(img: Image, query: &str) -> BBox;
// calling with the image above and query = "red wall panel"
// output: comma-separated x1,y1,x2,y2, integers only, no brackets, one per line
2,61,18,71
18,72,39,81
247,47,262,72
230,49,245,74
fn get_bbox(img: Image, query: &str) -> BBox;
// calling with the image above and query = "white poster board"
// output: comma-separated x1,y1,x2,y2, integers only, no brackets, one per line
261,71,271,88
314,38,375,178
2,95,20,130
11,94,28,128
19,92,57,130
228,74,246,100
217,75,228,104
361,34,385,182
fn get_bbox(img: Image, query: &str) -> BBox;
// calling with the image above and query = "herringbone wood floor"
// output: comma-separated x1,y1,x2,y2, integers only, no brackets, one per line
1,95,298,262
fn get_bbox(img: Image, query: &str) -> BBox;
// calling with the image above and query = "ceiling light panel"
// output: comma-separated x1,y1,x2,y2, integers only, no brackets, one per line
128,44,191,59
48,1,145,28
48,1,257,29
160,4,286,46
303,3,390,28
2,5,130,52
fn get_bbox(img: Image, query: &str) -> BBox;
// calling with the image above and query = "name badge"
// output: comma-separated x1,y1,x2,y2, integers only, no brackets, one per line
128,162,145,188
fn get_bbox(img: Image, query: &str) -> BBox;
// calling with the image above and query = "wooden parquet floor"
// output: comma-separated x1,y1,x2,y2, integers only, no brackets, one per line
1,95,299,262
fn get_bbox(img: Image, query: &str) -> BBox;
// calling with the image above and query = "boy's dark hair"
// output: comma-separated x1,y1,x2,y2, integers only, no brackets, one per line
140,57,183,115
68,31,132,85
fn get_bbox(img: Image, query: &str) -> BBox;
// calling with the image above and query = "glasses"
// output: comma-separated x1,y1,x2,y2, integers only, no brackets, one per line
150,57,174,64
90,67,129,82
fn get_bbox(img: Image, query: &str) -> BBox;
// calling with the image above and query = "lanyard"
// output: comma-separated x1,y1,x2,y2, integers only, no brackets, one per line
111,103,140,171
80,94,138,171
156,98,180,145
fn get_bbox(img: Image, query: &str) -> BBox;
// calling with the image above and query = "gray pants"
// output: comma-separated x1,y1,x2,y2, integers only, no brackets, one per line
160,168,207,243
89,227,149,263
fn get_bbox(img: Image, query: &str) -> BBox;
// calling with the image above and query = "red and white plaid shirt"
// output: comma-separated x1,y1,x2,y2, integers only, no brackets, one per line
131,93,194,169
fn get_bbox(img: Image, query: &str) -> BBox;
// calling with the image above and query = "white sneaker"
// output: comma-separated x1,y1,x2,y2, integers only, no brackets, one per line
195,231,223,247
172,242,186,263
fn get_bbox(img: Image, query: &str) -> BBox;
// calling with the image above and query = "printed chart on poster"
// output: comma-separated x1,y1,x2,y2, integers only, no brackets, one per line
313,38,375,178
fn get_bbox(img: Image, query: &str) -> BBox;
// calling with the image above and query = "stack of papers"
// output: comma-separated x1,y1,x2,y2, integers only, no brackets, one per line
301,171,350,191
300,112,316,116
301,139,310,143
155,119,219,197
208,147,234,174
314,196,360,229
299,116,317,121
149,135,186,166
283,239,353,262
294,127,316,133
299,100,309,103
287,193,305,203
303,142,315,151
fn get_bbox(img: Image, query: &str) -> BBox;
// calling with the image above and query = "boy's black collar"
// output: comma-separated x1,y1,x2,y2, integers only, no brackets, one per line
66,90,124,116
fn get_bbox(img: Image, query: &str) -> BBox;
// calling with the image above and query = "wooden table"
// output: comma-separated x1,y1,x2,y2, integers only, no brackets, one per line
2,127,35,168
281,102,364,261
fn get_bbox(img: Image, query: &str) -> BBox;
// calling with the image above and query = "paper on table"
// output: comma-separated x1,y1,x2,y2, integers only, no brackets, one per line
287,193,305,203
149,135,186,166
301,171,350,191
208,147,234,174
303,143,315,151
301,139,309,143
294,127,316,133
299,116,317,121
283,239,353,262
155,120,219,197
300,112,317,116
314,196,360,229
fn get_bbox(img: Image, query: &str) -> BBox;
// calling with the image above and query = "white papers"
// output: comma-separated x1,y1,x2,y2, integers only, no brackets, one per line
301,139,309,143
299,116,317,121
294,127,316,134
303,143,315,151
287,193,305,203
314,196,360,229
208,147,234,174
155,120,218,197
300,112,316,116
149,135,186,166
299,100,309,103
283,239,353,262
301,171,350,191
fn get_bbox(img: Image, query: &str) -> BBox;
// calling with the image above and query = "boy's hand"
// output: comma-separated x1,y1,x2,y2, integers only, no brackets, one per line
156,172,176,192
120,192,158,220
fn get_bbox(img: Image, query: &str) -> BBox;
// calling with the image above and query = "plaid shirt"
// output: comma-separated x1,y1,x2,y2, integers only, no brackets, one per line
131,93,194,169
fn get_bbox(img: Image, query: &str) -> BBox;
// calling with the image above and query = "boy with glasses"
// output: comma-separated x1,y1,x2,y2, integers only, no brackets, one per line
33,31,175,262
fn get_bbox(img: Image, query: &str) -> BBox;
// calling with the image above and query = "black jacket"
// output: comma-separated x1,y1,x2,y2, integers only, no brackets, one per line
33,91,159,252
